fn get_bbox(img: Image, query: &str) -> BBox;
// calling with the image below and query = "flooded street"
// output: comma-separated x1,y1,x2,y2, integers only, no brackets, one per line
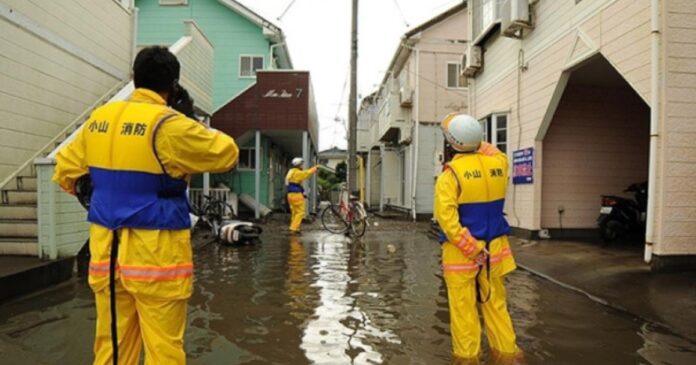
1,226,696,364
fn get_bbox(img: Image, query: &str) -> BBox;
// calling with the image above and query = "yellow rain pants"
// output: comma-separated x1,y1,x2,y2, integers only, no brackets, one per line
91,228,192,365
434,142,520,360
443,237,518,360
53,88,238,365
287,192,306,232
285,166,318,232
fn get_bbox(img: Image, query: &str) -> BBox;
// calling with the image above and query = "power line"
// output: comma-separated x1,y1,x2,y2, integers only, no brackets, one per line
277,0,298,21
334,67,350,121
404,66,468,98
391,0,410,28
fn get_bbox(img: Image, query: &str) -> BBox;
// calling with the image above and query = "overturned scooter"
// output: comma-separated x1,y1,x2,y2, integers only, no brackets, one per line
191,194,263,245
218,220,263,245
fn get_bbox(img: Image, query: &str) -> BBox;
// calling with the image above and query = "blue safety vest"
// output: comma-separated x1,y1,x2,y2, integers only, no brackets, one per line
287,182,304,194
83,100,190,230
437,153,511,244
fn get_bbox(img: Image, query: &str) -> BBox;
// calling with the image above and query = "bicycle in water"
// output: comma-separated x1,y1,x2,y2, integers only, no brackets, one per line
320,187,367,237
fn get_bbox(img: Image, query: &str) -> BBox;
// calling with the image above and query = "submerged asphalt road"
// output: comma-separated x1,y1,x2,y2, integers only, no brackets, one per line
1,223,696,364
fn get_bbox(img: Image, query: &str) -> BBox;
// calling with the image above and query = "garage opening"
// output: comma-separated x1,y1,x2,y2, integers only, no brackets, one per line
541,55,650,242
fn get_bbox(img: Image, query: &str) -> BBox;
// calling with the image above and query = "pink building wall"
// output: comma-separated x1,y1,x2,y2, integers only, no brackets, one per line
542,84,650,229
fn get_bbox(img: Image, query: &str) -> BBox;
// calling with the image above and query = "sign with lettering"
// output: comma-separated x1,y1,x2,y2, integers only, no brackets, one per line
512,148,534,185
262,89,304,98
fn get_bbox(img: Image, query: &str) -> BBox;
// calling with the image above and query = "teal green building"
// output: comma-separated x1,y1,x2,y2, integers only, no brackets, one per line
136,0,292,108
136,0,317,215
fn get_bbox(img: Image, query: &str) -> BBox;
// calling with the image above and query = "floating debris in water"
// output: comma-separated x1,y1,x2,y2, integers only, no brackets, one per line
387,244,396,253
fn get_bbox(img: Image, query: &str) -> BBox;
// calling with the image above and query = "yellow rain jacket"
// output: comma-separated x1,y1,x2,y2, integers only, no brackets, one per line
285,166,317,232
434,142,519,359
435,143,516,282
53,88,238,364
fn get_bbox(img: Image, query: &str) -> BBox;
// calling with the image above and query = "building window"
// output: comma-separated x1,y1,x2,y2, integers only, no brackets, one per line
447,63,467,88
240,55,264,78
472,0,505,42
481,114,508,153
238,148,257,170
159,0,188,5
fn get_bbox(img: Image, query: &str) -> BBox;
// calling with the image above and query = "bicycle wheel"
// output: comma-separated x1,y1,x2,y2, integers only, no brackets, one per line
350,218,366,237
321,205,349,234
349,202,367,237
204,200,232,236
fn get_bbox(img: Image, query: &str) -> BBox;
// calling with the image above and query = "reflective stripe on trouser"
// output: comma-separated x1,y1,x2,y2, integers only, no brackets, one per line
442,235,518,359
93,280,187,365
445,275,518,359
288,192,305,231
87,225,193,365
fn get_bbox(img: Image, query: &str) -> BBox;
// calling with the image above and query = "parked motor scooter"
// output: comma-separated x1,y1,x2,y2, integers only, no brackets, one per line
597,182,648,242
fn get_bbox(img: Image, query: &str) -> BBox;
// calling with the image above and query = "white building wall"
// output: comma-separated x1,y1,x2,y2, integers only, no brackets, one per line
417,9,469,124
0,0,133,183
658,0,696,255
368,149,381,208
381,147,401,206
175,21,214,115
415,124,444,214
470,0,653,231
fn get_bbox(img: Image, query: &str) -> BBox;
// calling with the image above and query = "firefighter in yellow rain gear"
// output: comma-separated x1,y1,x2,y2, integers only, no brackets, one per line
285,158,318,233
434,114,521,362
53,46,238,365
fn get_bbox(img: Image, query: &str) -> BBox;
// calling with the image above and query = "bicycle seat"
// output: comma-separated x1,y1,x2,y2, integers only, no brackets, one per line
349,195,359,201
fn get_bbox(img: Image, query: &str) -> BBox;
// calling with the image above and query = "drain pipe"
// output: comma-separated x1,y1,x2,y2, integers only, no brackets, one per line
269,41,286,70
645,0,660,264
401,41,420,221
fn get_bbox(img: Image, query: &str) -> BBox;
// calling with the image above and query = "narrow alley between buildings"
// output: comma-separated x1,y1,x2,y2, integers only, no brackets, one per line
1,222,695,365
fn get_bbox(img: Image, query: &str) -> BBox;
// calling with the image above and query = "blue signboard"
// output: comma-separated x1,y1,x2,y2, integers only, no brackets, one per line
513,148,534,185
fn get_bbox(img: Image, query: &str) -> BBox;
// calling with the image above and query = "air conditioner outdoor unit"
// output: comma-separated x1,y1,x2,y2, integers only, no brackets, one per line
399,85,413,107
462,46,482,77
502,0,532,38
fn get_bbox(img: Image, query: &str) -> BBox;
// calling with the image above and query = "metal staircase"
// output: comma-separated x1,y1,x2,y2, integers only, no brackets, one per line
0,81,127,256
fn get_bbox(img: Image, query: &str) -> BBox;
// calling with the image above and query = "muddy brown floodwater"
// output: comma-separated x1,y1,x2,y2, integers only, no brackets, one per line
1,225,696,364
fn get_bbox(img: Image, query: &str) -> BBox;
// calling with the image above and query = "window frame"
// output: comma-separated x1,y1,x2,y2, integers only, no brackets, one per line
446,62,467,89
239,55,265,79
480,113,508,153
237,147,259,171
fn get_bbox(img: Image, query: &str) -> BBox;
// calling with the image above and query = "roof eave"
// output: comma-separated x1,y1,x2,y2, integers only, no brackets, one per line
376,1,467,95
217,0,282,33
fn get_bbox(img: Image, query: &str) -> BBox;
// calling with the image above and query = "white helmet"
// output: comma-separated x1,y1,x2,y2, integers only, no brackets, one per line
441,113,483,152
291,157,304,167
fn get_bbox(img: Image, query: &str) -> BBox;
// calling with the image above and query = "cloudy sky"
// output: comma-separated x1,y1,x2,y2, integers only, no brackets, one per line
238,0,462,150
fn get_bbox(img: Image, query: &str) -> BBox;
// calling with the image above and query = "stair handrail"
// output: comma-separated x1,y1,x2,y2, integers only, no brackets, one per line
0,80,127,191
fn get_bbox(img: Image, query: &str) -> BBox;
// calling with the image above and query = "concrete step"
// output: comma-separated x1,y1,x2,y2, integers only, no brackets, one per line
2,190,37,205
0,239,38,256
17,164,36,179
0,255,73,301
0,205,37,220
16,176,37,191
0,220,38,238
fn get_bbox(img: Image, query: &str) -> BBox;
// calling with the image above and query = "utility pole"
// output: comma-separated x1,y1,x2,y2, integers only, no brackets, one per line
347,0,358,193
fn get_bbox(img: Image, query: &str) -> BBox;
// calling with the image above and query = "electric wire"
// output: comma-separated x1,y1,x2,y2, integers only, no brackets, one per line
335,67,350,121
277,0,298,21
391,0,410,28
403,65,468,98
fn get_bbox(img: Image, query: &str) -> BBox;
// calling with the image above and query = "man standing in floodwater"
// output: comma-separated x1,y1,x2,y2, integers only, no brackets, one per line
53,46,238,364
434,114,521,362
285,157,319,234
